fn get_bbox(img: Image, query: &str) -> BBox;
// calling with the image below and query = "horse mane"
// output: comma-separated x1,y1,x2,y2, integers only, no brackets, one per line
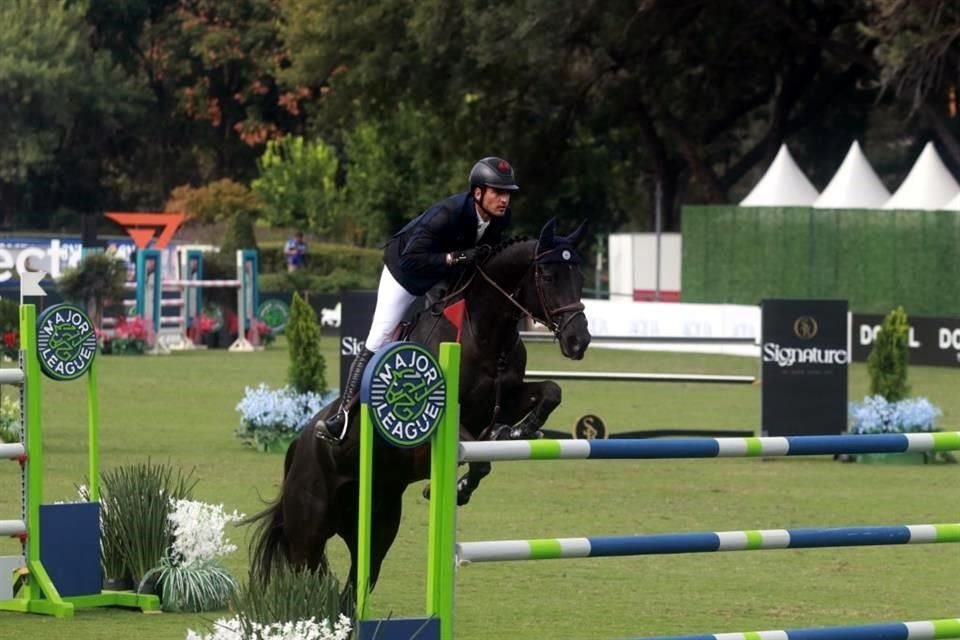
483,235,533,264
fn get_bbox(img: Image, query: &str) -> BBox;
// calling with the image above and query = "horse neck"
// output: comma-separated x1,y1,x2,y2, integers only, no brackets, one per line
464,241,535,353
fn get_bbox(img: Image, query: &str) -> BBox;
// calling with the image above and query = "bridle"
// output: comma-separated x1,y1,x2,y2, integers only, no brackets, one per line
473,243,586,339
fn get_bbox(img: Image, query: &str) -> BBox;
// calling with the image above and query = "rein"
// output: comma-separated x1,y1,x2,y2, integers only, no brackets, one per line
473,245,586,339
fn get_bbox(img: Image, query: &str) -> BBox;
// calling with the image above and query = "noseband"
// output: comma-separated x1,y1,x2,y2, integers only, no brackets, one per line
474,244,585,339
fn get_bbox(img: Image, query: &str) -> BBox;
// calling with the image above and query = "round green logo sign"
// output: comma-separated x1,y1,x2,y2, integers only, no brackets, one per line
37,304,97,381
258,299,290,334
360,342,446,447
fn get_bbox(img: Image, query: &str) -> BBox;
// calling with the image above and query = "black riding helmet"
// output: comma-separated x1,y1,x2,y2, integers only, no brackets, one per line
469,157,519,192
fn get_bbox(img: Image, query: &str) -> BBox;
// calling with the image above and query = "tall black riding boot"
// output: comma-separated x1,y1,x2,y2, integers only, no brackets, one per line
316,348,374,443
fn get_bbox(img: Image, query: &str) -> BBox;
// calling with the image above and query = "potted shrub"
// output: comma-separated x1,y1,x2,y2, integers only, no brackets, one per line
234,293,332,452
848,306,947,463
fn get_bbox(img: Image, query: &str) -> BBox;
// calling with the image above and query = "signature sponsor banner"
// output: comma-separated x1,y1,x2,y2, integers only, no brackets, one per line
761,299,849,437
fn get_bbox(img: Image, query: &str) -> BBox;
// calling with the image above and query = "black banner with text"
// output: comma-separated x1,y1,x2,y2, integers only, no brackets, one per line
339,290,377,395
852,313,960,367
761,299,849,437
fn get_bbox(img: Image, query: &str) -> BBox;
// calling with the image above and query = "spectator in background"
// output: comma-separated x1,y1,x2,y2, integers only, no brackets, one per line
284,231,308,272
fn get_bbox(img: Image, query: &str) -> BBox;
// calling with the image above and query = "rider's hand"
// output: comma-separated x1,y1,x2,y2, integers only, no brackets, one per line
447,248,480,266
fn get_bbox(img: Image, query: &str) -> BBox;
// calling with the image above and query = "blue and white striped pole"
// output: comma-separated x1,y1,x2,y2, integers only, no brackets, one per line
456,523,960,565
629,617,960,640
459,432,960,462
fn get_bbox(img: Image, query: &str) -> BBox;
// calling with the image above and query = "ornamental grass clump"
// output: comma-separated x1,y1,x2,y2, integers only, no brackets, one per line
143,498,244,612
99,461,197,588
186,565,351,640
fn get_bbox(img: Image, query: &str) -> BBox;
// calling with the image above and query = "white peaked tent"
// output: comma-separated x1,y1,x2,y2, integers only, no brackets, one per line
943,191,960,211
740,144,819,206
813,141,890,209
883,142,960,210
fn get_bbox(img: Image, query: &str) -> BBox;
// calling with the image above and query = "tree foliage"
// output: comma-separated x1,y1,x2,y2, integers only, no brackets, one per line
867,306,911,402
285,293,326,395
251,136,339,232
4,1,960,240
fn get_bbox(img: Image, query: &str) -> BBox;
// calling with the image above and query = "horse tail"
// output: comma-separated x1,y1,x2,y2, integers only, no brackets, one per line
246,438,299,583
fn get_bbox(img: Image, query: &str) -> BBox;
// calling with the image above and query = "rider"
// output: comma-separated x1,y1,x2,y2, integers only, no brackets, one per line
316,156,519,442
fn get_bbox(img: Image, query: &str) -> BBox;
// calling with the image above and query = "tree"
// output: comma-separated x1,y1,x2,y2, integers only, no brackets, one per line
0,0,143,227
57,252,129,326
286,293,326,395
251,136,339,233
339,105,466,245
863,0,960,170
867,306,911,402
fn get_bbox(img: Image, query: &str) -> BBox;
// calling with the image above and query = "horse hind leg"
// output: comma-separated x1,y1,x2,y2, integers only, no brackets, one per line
280,435,338,576
340,486,404,596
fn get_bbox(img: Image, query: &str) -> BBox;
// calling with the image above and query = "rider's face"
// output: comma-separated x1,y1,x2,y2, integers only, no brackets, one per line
474,186,511,219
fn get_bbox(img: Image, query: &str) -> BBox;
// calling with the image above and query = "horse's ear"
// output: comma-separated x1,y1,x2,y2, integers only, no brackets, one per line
538,217,557,247
566,220,588,247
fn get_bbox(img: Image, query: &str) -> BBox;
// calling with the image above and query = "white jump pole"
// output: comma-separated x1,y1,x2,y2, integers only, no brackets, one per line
229,249,256,352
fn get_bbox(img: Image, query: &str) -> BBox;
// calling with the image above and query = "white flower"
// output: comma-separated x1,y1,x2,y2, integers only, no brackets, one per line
235,385,335,434
848,395,942,434
168,499,245,568
186,615,352,640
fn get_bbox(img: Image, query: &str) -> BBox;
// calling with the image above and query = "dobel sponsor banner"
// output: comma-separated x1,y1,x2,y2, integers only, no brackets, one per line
852,313,960,367
340,290,378,396
761,299,848,437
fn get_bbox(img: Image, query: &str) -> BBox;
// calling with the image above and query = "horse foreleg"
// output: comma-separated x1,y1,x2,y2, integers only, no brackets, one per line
497,380,563,439
455,461,491,506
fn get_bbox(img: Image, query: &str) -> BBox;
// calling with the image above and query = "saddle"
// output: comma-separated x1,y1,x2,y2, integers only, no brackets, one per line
395,285,467,343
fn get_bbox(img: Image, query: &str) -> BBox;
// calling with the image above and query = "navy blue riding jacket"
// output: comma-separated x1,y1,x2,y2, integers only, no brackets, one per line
384,192,512,295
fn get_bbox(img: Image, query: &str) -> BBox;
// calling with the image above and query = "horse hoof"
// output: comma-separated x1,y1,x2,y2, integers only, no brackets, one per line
457,492,472,507
422,483,431,500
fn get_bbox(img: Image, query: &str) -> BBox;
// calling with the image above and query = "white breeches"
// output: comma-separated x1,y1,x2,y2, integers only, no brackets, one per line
364,267,418,352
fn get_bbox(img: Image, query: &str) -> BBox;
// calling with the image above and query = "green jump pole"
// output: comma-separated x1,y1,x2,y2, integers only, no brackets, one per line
87,361,100,502
356,401,374,620
427,343,460,640
18,304,72,617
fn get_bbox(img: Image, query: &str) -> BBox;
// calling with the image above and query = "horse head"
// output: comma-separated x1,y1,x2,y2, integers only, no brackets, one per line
524,218,591,359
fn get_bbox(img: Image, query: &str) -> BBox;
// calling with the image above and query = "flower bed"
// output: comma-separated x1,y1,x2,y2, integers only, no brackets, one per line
848,395,948,464
235,384,335,452
100,315,153,354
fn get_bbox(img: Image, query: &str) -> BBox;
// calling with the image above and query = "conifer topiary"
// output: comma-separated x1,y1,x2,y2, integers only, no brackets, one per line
867,306,910,402
286,293,326,394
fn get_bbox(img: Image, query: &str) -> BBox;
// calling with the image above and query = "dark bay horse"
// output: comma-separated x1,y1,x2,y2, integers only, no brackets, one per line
248,218,592,592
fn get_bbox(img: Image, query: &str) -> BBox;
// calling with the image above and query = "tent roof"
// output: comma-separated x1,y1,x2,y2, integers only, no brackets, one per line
813,141,890,209
740,144,819,207
943,191,960,211
883,142,960,210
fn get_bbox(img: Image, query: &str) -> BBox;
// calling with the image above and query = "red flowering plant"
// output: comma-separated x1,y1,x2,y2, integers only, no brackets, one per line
0,299,18,361
226,312,274,347
188,312,219,344
101,315,153,355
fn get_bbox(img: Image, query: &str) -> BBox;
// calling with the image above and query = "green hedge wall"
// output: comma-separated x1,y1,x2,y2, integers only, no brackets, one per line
258,241,383,276
681,206,960,315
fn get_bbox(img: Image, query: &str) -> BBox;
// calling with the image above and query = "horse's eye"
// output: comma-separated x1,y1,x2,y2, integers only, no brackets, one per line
541,272,554,282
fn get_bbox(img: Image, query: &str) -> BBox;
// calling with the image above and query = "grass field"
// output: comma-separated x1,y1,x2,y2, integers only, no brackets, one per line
0,338,958,640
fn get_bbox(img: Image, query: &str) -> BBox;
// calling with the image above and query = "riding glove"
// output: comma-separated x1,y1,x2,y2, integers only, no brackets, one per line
448,248,480,266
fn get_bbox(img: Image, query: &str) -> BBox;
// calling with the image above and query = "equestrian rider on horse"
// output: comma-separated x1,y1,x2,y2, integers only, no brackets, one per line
315,157,519,443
